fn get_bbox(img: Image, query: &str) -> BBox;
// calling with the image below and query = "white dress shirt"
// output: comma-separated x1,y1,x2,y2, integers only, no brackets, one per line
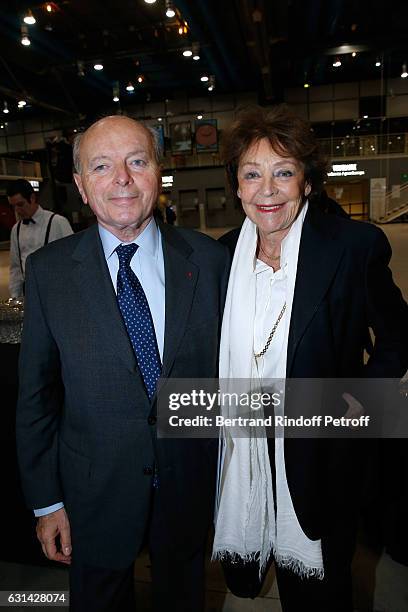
34,217,165,517
9,206,73,298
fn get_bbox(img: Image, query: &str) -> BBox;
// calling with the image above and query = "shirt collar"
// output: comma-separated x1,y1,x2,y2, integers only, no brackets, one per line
30,205,43,222
98,217,159,261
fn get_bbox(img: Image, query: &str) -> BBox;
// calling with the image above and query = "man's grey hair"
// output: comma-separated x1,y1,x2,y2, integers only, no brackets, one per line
72,117,162,175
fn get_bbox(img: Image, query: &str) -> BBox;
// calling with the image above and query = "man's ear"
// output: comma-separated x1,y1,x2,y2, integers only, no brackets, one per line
304,183,311,197
74,174,88,205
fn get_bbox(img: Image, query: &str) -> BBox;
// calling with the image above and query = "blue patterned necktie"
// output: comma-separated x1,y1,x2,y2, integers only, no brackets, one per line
116,243,162,399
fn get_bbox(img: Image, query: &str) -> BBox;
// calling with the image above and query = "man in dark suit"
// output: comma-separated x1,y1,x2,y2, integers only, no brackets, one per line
16,115,229,612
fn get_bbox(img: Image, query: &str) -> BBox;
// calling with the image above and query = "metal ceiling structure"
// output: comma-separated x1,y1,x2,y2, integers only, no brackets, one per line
0,0,407,122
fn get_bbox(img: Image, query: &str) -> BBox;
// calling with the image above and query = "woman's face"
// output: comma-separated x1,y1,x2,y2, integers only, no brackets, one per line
237,138,311,239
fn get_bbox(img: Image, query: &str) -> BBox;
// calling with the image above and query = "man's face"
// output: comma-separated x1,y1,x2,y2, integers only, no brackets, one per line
8,192,37,220
74,117,160,239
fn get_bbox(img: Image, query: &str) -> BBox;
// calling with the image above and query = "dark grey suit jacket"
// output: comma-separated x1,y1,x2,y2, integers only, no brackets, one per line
16,221,229,568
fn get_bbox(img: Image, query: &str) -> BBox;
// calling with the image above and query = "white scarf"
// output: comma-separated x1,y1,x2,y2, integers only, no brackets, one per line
212,216,324,580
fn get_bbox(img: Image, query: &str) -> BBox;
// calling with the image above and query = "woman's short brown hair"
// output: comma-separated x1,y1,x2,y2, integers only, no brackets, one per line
222,105,327,201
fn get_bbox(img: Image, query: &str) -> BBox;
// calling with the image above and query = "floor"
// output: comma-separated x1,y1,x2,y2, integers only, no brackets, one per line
0,220,407,610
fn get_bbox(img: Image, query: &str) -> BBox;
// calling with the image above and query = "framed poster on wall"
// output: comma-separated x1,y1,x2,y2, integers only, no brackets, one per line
195,119,218,153
170,121,192,155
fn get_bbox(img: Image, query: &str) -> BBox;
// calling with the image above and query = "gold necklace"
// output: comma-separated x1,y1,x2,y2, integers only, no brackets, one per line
254,303,287,359
258,243,281,262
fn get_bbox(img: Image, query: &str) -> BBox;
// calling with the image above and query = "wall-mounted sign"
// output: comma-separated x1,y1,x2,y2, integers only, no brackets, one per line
170,121,192,155
195,119,218,153
162,175,173,188
29,180,40,191
328,163,365,177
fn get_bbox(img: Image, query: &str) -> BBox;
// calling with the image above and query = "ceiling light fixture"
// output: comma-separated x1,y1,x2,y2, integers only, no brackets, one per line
3,102,9,114
21,25,31,46
363,115,368,119
112,82,120,102
332,58,341,68
18,100,27,108
207,75,215,91
351,52,357,58
144,0,157,3
157,117,162,122
200,75,209,82
192,42,200,60
77,60,85,77
401,63,408,78
375,60,381,67
23,9,36,25
137,75,144,83
165,1,176,18
126,82,135,92
304,82,310,88
183,49,192,57
94,62,103,71
197,114,203,120
45,3,53,12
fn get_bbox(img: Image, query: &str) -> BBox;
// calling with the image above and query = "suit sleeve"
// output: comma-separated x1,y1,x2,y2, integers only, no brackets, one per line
16,255,64,509
365,228,408,378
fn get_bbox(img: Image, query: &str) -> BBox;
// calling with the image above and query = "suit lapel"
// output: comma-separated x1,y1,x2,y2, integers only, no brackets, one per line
71,224,138,374
286,207,345,376
160,223,198,377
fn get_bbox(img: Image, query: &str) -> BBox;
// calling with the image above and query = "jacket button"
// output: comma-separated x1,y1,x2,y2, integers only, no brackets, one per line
143,466,153,476
148,415,157,425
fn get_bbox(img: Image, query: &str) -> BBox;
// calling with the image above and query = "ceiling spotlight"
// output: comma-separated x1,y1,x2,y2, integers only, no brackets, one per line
304,82,310,88
112,82,120,102
144,0,157,3
18,100,27,108
207,75,215,91
200,75,209,82
0,124,4,129
21,25,31,46
165,0,176,18
45,3,53,12
332,58,341,68
363,115,368,119
375,60,381,67
192,42,200,60
137,75,144,83
23,9,36,25
197,114,203,120
158,117,162,122
3,102,9,114
113,95,119,103
351,52,356,58
126,82,135,92
94,62,103,71
401,63,408,78
183,49,192,57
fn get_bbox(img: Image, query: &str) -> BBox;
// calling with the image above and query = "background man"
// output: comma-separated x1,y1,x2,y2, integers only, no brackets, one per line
16,115,228,612
7,179,73,298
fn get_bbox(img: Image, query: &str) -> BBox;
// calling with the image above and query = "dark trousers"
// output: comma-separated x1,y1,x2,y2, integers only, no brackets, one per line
69,493,206,612
275,530,355,612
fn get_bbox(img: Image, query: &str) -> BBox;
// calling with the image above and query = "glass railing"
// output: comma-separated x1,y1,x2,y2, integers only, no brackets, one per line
0,157,42,179
318,133,408,158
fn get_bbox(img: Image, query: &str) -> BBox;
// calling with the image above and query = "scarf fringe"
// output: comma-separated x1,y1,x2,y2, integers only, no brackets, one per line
212,548,325,581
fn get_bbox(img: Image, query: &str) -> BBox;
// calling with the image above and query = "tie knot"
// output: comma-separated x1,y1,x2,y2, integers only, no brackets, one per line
116,243,139,266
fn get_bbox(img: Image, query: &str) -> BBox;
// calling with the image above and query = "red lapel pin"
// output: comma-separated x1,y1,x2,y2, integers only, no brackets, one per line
187,271,192,279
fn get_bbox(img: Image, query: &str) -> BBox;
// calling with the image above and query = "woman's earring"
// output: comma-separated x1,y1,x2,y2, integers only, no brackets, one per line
237,189,241,198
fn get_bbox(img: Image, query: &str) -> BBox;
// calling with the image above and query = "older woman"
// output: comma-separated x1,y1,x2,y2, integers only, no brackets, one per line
212,106,408,611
